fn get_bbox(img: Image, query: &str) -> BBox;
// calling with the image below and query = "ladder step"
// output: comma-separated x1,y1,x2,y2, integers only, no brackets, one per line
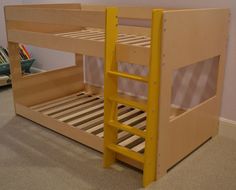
107,144,144,163
108,71,148,82
109,121,146,138
109,96,147,111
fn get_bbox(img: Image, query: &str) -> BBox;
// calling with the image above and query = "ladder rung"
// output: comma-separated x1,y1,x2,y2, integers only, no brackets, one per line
109,121,146,138
108,71,148,82
109,96,147,111
107,144,144,163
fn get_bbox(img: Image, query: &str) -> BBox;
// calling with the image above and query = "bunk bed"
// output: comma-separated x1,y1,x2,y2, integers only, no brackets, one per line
4,4,229,187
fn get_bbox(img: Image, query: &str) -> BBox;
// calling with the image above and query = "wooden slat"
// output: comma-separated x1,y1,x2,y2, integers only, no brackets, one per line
15,103,104,152
85,106,132,133
96,109,143,137
78,105,125,130
79,33,104,40
78,115,104,130
69,108,104,126
87,107,136,135
59,31,94,37
54,30,87,36
107,113,146,141
70,32,104,38
88,36,105,41
122,112,146,125
117,36,139,43
16,102,143,169
30,93,81,110
85,123,103,134
35,94,87,112
118,120,146,142
8,29,150,65
5,7,106,28
42,96,97,115
8,29,104,57
118,34,136,40
119,135,140,147
122,38,149,45
134,41,150,46
51,98,103,119
131,141,145,152
60,103,104,122
109,121,146,138
62,31,103,38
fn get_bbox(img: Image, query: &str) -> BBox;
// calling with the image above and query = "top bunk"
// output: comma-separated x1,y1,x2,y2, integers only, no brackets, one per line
4,4,169,65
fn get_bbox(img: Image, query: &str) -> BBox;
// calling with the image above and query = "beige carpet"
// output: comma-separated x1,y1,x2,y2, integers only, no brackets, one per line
0,86,236,190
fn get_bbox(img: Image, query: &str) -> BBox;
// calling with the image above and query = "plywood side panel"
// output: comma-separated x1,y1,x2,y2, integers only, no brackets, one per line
116,44,149,65
119,26,151,36
13,66,84,106
81,5,154,19
157,8,229,178
13,4,82,9
167,97,218,167
7,21,83,33
162,9,229,69
5,7,105,29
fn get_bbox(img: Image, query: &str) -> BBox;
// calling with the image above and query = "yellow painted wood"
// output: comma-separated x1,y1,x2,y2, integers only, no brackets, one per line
107,144,144,163
108,121,146,138
103,7,119,167
109,96,147,111
108,71,148,82
104,8,163,187
143,9,163,187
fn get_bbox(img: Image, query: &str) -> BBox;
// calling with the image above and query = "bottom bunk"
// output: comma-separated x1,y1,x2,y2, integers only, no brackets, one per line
15,91,147,169
14,91,187,170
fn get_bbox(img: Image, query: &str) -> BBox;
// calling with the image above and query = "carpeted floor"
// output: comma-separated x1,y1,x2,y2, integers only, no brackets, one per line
0,86,236,190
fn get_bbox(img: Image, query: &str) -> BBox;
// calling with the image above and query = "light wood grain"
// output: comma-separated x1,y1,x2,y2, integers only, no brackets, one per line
5,7,105,28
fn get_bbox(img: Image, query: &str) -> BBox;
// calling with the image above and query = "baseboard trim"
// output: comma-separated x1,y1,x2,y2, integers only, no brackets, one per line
219,117,236,128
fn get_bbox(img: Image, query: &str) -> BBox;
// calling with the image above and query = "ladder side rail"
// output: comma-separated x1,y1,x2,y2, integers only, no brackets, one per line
103,7,119,167
143,9,163,187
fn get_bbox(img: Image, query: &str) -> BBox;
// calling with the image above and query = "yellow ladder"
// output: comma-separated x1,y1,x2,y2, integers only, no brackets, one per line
103,8,163,187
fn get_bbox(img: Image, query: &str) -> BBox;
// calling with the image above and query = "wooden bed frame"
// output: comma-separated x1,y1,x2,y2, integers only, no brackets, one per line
4,4,229,187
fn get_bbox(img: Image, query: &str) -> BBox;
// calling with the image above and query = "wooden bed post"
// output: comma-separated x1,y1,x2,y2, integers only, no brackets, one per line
8,42,22,81
75,53,84,85
103,7,119,167
143,9,163,187
8,42,22,112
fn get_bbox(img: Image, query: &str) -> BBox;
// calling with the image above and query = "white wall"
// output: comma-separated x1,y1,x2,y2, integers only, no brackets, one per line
1,0,236,121
0,0,23,48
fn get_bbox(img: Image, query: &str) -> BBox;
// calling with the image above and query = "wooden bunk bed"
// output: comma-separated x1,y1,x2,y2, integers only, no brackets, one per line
4,4,229,187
